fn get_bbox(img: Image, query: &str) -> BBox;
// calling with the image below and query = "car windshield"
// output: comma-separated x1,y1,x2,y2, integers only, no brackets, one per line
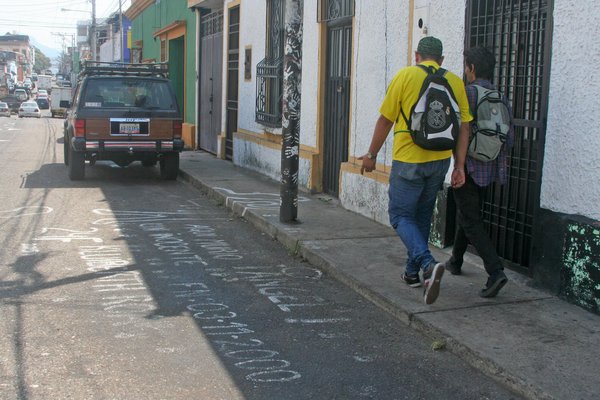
82,78,177,110
0,102,7,107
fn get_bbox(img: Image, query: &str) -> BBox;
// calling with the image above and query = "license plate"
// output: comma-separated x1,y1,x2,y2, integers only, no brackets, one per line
119,123,140,134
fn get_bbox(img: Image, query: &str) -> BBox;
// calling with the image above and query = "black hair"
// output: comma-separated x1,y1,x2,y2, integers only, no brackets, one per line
419,53,444,64
464,46,496,80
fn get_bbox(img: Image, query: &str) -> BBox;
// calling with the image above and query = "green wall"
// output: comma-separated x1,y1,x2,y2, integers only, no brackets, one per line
130,0,196,124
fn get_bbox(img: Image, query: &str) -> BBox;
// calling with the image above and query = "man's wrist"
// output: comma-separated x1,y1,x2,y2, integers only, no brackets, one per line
366,152,377,160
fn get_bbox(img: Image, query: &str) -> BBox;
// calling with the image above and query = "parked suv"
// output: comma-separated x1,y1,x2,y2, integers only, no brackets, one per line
63,61,184,180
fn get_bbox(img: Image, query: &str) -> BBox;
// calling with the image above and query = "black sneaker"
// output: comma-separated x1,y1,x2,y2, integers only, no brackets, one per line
423,263,444,305
480,271,508,298
444,259,462,275
401,272,421,288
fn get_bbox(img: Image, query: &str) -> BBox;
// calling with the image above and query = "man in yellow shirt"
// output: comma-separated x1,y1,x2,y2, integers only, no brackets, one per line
360,37,472,305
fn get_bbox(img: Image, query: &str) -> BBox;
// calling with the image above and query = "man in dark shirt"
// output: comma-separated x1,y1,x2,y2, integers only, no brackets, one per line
445,46,515,298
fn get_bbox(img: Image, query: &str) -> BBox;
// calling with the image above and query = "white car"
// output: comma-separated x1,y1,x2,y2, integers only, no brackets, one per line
18,101,41,118
0,102,10,117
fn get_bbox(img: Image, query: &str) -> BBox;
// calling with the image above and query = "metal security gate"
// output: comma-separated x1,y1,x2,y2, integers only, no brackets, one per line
323,19,352,196
199,11,223,154
466,0,553,271
225,6,239,161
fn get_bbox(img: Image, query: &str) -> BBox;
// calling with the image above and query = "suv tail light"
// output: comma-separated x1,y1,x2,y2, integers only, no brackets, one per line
74,119,86,137
173,121,182,139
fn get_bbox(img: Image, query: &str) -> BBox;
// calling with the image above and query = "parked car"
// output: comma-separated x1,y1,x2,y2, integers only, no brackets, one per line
37,89,48,97
14,88,28,101
18,101,41,118
63,61,183,180
0,95,21,113
0,101,10,117
36,97,49,110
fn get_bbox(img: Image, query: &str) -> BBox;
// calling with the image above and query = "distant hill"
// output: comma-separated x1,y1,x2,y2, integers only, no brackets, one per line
30,38,60,60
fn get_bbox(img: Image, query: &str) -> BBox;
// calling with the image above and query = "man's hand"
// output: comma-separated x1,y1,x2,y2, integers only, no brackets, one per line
451,167,465,188
358,154,376,175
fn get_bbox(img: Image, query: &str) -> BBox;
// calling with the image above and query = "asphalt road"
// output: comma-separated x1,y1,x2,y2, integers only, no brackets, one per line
0,113,522,399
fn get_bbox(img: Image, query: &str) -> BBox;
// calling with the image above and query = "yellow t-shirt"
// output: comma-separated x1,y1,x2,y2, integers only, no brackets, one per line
379,60,473,163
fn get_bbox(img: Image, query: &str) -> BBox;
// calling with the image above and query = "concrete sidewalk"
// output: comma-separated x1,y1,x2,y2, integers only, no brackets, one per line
179,150,599,400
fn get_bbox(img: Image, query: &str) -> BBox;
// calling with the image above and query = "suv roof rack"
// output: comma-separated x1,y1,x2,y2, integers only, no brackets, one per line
79,61,169,79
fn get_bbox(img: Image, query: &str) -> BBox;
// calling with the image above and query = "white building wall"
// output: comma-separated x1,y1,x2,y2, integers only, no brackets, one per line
99,40,113,62
298,0,318,150
542,0,600,221
234,0,315,188
237,0,267,135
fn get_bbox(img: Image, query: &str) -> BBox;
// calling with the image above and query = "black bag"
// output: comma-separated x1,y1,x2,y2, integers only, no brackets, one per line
402,65,460,151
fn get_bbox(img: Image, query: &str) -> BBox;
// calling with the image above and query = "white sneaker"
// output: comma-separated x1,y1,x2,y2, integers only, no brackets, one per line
423,263,444,305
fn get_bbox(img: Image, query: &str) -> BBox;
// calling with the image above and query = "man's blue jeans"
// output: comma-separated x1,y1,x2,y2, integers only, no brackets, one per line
388,158,450,277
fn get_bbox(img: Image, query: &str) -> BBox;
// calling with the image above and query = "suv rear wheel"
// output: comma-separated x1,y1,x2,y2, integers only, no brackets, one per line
68,149,85,180
63,136,69,166
160,152,179,180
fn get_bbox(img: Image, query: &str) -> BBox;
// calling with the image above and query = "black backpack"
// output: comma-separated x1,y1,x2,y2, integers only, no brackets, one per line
401,65,460,151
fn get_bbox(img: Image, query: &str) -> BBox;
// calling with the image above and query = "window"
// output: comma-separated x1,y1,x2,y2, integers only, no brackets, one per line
255,0,285,127
317,0,355,23
82,78,177,110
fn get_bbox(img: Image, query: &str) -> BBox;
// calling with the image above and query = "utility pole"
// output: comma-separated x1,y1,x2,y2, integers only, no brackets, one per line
279,0,303,222
91,0,97,61
119,0,124,62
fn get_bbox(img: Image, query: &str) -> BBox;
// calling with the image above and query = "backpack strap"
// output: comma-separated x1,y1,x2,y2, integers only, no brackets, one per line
401,64,437,125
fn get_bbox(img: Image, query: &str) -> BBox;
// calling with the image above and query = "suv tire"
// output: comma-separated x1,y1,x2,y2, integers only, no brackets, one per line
68,149,85,180
160,152,179,180
63,136,69,166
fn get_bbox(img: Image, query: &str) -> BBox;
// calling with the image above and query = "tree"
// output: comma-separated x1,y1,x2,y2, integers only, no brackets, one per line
34,47,51,73
56,51,71,76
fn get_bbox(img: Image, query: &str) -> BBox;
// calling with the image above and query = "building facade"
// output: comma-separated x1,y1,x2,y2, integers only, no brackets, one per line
99,13,132,63
0,34,34,81
125,0,198,149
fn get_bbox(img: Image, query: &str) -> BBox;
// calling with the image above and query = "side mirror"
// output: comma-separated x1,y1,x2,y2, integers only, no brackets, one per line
59,100,71,108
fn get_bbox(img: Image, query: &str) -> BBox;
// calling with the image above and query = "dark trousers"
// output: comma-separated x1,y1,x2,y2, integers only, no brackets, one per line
450,173,504,276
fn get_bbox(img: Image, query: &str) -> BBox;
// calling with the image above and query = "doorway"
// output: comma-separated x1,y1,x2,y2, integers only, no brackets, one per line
465,0,553,271
199,10,224,154
323,18,352,197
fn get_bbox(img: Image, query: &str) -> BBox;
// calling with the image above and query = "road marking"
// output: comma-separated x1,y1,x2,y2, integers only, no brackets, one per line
284,318,351,324
0,206,53,219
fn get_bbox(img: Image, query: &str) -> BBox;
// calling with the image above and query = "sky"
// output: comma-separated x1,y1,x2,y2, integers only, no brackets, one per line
1,0,131,56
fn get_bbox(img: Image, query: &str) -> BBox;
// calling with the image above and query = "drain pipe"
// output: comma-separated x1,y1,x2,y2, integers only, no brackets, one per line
280,0,303,223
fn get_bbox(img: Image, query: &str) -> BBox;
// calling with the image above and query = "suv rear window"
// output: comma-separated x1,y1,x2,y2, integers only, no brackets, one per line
82,78,177,111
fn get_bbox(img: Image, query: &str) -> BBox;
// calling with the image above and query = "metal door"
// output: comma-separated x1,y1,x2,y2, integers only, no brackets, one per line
323,18,352,197
225,6,239,161
199,11,223,154
466,0,553,271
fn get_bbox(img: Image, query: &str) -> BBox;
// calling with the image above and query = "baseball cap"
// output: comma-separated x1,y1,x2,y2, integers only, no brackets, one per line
417,36,443,57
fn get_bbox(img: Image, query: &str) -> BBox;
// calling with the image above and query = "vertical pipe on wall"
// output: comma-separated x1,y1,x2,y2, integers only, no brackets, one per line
280,0,303,222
